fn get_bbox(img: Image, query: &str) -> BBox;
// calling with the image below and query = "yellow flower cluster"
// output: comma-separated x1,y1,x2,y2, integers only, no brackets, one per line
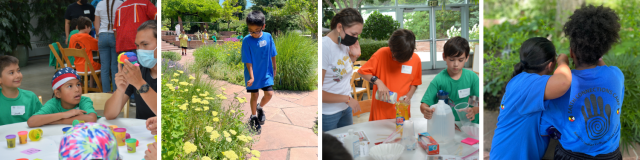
210,131,220,141
223,131,230,138
179,82,189,86
205,126,214,132
173,73,179,77
177,70,184,74
203,107,209,110
171,79,179,82
195,108,202,111
235,97,247,103
221,87,226,91
189,75,196,80
251,150,261,158
243,147,251,152
226,137,232,142
213,117,220,122
216,94,228,100
229,130,237,135
212,111,218,116
202,156,211,160
183,141,197,154
179,103,188,110
237,135,252,143
222,150,239,160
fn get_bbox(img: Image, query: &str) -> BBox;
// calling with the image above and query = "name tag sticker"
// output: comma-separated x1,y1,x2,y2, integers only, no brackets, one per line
84,10,90,14
458,88,470,98
11,106,25,116
401,65,412,74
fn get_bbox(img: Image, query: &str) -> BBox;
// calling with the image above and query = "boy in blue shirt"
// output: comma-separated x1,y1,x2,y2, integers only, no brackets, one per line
242,10,277,134
541,5,624,159
0,56,43,126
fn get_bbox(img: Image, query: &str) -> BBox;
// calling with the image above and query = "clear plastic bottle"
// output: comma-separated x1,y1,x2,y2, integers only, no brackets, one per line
402,120,416,150
427,100,455,145
343,129,358,158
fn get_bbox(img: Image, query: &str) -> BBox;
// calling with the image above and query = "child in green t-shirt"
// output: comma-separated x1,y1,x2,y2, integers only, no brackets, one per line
0,56,43,126
420,36,480,124
27,67,97,127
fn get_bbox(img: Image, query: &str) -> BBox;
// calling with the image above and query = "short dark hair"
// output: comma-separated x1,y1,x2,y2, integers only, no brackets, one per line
137,20,157,38
443,36,470,58
330,8,364,30
246,11,265,26
0,55,19,77
564,5,620,66
388,29,416,63
322,133,353,160
69,18,79,30
77,16,92,30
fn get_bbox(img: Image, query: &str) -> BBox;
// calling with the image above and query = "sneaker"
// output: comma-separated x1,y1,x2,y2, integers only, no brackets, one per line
257,103,266,125
248,116,261,134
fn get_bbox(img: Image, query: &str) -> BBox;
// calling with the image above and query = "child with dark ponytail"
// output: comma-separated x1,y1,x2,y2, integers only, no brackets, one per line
490,37,572,159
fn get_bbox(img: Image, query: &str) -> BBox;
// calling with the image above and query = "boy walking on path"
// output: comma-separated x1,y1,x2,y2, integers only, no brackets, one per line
242,11,277,134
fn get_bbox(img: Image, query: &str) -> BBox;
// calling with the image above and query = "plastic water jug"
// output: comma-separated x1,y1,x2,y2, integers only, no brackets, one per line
427,100,455,145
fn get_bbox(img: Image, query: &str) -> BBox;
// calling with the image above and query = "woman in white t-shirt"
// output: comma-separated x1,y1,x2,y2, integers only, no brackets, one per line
95,0,123,92
322,8,364,131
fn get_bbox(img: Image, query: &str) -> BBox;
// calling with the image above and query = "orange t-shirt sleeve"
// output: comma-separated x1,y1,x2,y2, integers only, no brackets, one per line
113,9,119,32
357,49,383,76
411,53,423,86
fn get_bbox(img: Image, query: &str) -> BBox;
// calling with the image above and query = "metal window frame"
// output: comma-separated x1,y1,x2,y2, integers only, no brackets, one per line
359,0,479,69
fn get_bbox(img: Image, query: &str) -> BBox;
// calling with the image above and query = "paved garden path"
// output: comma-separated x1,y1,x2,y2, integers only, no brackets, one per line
164,41,319,160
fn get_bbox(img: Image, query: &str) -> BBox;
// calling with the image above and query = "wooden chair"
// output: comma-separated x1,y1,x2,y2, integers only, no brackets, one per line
351,73,371,101
55,42,74,69
352,99,372,118
63,48,103,93
82,93,130,118
48,44,65,70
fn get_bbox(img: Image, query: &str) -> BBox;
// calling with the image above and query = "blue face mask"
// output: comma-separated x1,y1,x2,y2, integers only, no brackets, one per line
137,47,156,68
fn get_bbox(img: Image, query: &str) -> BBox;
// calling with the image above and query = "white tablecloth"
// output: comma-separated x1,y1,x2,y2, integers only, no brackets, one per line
0,118,155,160
326,119,479,160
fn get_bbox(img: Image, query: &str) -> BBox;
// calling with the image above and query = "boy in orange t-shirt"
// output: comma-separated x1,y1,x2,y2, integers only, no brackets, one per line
69,16,101,72
358,29,422,121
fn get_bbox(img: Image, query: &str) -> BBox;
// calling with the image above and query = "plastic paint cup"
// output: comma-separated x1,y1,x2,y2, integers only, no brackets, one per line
154,135,157,142
28,129,43,141
62,127,72,134
126,138,137,153
6,135,16,148
17,131,28,144
113,128,127,146
109,125,118,133
72,120,80,126
125,133,131,140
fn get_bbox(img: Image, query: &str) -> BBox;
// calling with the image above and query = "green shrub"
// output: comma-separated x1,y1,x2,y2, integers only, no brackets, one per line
273,32,318,91
163,51,181,61
160,60,258,159
193,32,318,91
603,53,640,152
362,10,399,41
357,38,389,61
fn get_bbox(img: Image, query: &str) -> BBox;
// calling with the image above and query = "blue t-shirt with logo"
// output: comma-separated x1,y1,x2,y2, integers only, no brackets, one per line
541,65,624,156
490,72,551,160
241,32,277,90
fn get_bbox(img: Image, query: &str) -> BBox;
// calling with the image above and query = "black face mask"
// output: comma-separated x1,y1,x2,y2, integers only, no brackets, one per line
339,26,358,46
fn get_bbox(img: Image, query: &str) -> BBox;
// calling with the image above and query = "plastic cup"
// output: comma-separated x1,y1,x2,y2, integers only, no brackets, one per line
454,102,472,127
62,127,72,134
6,135,16,148
113,128,127,146
28,129,43,141
154,135,157,142
126,138,137,153
17,131,28,144
72,120,80,126
109,125,118,133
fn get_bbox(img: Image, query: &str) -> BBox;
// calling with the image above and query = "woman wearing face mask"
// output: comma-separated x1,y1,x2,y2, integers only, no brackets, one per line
65,0,96,45
322,8,364,131
104,20,158,120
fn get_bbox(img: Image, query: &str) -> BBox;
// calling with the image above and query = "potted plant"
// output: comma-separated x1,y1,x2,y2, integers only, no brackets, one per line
0,0,33,67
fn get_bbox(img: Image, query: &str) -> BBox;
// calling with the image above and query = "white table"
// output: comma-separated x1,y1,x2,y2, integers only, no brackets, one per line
0,118,155,160
326,119,479,160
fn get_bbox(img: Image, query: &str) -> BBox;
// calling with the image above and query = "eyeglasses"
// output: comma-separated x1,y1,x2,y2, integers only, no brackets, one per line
249,27,263,35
